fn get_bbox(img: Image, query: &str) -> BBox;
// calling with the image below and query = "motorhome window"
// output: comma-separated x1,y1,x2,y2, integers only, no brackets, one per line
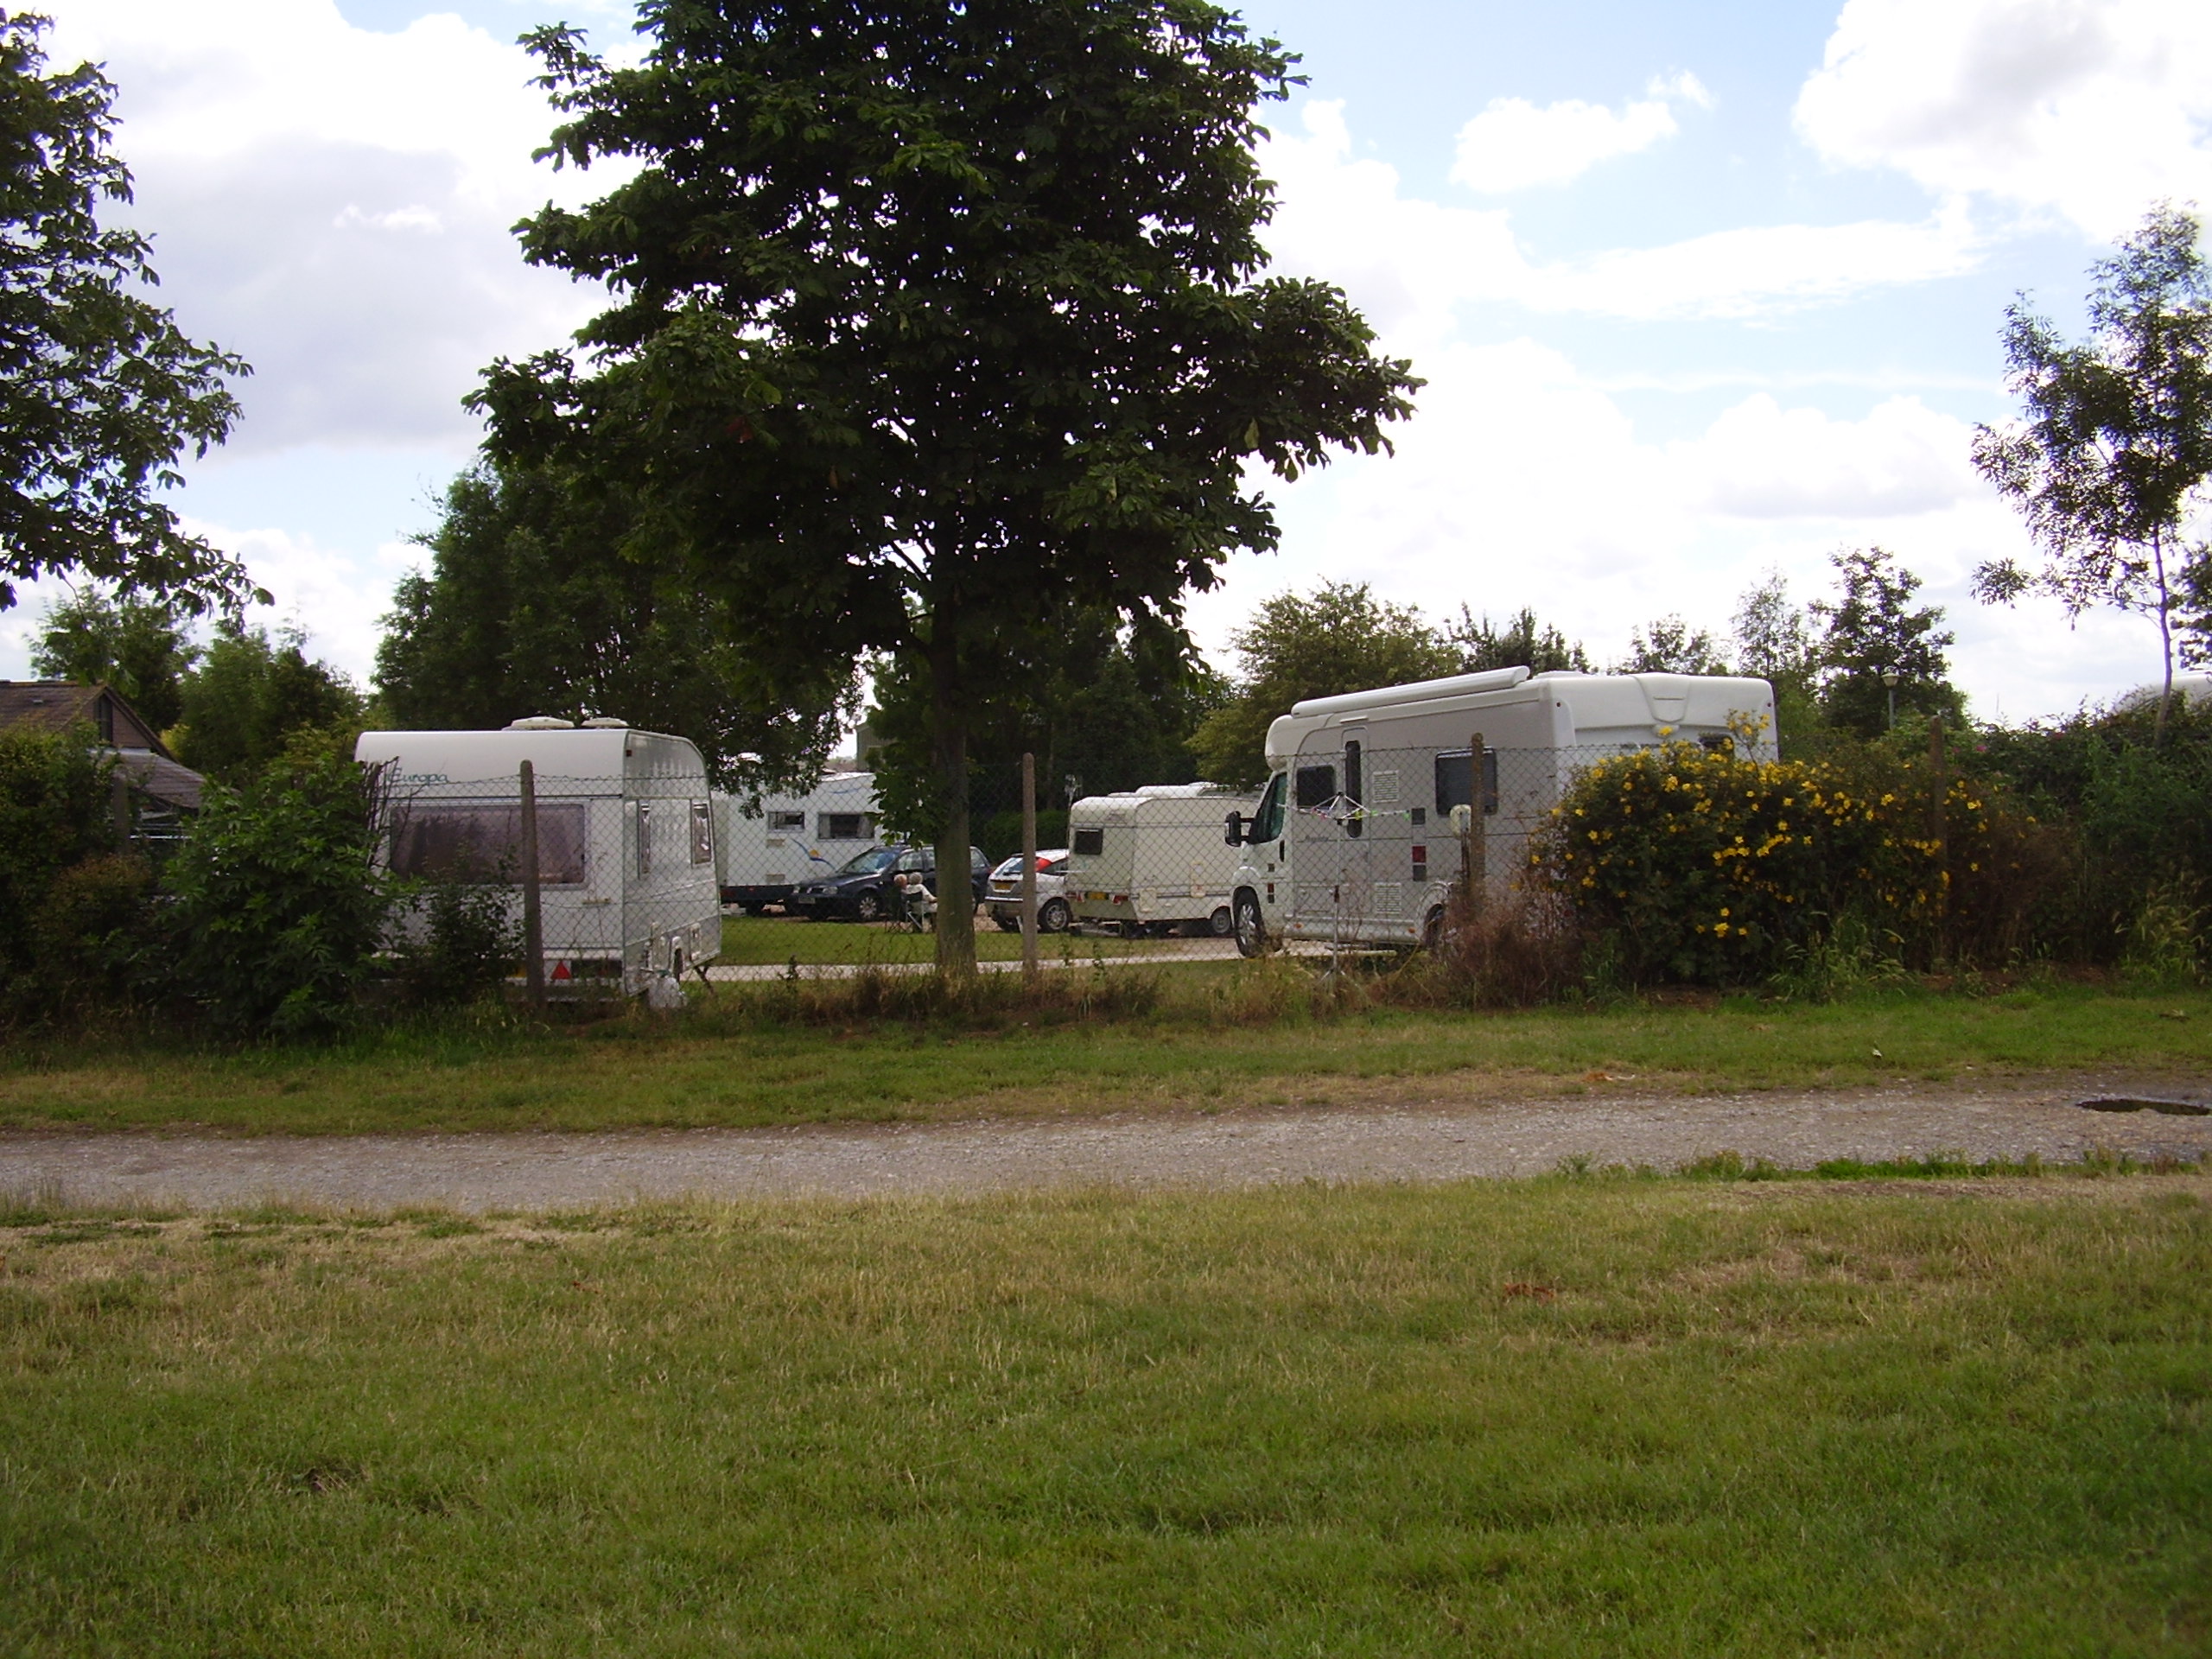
1251,774,1286,842
820,812,871,841
1294,766,1336,810
635,803,652,877
768,810,806,831
391,804,586,886
1344,741,1363,839
1071,827,1105,856
1700,734,1734,754
1433,750,1501,816
690,800,713,864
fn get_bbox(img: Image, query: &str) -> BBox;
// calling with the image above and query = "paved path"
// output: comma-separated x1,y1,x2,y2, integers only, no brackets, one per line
3,1077,2207,1213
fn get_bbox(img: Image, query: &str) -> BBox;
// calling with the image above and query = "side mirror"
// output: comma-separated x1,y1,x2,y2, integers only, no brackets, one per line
1224,811,1246,847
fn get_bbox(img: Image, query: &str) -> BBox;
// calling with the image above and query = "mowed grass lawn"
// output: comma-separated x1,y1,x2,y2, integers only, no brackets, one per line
0,978,2205,1135
714,914,1160,965
3,1175,2207,1655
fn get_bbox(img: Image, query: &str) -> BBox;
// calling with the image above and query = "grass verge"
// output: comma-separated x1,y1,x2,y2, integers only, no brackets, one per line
2,1173,2206,1655
0,974,2205,1136
713,914,1164,966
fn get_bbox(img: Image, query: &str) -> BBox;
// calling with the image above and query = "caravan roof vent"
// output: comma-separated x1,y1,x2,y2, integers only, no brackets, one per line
578,716,627,729
505,715,575,730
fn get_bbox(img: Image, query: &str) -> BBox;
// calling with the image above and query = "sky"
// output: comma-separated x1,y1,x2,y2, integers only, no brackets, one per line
10,0,2212,726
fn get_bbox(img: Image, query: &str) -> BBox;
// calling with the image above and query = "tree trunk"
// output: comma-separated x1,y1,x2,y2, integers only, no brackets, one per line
2154,528,2174,748
928,627,977,978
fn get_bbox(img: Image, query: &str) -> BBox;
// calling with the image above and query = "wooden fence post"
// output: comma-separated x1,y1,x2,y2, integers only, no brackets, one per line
519,760,545,1008
1464,732,1487,921
1927,717,1948,966
1020,751,1039,983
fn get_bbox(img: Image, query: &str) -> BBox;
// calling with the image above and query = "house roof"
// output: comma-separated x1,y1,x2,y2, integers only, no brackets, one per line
0,680,203,810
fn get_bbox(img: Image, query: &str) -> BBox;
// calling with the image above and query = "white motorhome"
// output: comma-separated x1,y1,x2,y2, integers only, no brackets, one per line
1066,783,1261,937
1225,668,1778,956
356,719,721,994
712,769,880,912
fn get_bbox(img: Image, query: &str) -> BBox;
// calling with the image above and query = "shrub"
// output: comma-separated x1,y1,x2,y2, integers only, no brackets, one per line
389,878,522,1009
162,750,394,1037
1400,886,1584,1008
1535,738,2052,986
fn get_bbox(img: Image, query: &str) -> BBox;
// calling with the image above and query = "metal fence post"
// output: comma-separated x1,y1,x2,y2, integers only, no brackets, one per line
519,760,545,1008
1020,751,1039,982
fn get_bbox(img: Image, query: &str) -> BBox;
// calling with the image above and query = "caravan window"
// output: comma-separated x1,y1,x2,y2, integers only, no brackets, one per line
1433,750,1501,817
1071,827,1105,857
767,810,806,831
635,803,652,877
690,801,713,864
1344,741,1363,838
819,811,873,841
391,803,587,886
1294,765,1336,810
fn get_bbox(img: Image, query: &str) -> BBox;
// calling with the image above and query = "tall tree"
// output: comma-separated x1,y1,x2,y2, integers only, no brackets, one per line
474,0,1418,974
1191,582,1459,787
1616,614,1727,676
0,13,252,613
173,621,360,784
1448,605,1590,675
1973,205,2212,742
1811,547,1963,739
376,463,854,792
30,583,200,731
1731,569,1819,745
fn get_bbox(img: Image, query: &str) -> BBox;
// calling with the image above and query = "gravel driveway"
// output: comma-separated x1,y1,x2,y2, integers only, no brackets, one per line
3,1074,2207,1213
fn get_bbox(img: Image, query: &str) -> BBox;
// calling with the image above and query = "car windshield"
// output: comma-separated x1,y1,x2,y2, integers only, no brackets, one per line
835,847,896,876
989,855,1026,880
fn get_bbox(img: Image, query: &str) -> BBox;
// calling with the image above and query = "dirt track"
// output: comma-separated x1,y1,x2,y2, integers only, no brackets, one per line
2,1073,2208,1213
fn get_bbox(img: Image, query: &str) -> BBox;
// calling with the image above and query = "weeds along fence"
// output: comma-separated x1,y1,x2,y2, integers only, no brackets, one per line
385,768,721,997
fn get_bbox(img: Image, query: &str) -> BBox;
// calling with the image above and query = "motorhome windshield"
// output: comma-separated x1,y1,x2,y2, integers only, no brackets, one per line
836,847,897,876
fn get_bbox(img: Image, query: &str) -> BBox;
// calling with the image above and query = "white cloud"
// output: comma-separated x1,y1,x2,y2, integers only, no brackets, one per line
43,0,620,454
1673,394,1983,518
1796,0,2212,238
1263,102,1980,342
1450,72,1711,194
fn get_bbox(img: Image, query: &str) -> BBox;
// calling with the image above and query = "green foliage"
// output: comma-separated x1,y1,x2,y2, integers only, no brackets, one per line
1448,605,1590,674
29,583,200,732
0,724,124,1013
1973,205,2212,733
474,0,1418,973
1536,738,2051,985
0,13,252,613
390,876,521,1011
173,620,361,784
1812,547,1965,737
1731,569,1821,745
376,463,853,793
161,750,392,1037
1192,582,1460,786
1616,613,1727,675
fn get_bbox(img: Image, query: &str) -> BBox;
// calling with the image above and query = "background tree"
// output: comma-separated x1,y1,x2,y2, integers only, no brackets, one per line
1811,547,1963,738
30,583,199,731
2180,542,2212,670
0,13,253,613
1731,569,1820,746
173,621,360,784
475,0,1418,973
1448,605,1590,674
375,463,854,791
1616,614,1728,676
1191,582,1458,787
1973,205,2212,741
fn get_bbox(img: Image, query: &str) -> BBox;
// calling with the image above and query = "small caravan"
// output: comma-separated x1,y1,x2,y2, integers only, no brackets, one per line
1225,668,1777,956
355,720,721,994
712,769,880,912
1066,783,1261,936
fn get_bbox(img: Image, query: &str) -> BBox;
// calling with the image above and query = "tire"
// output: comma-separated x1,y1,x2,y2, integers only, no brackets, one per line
1039,898,1071,934
854,892,882,923
1234,890,1266,959
1207,905,1233,938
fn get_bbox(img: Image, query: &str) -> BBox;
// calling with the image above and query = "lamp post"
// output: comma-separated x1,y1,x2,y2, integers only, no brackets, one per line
1880,668,1900,730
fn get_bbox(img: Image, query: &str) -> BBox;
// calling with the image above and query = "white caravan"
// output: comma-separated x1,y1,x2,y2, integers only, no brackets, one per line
1067,783,1261,936
1225,668,1778,956
356,720,721,994
713,769,880,912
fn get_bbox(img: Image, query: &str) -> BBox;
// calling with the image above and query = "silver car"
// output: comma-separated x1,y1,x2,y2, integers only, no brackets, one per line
986,849,1071,933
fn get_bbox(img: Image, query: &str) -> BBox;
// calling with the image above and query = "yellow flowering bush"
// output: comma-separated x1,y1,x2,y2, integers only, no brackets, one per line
1533,741,2046,985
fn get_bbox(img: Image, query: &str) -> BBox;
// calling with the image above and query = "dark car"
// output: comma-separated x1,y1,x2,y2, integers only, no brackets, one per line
786,843,992,922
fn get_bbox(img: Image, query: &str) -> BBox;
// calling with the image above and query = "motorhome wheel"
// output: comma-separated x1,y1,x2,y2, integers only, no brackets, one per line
1234,892,1266,958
